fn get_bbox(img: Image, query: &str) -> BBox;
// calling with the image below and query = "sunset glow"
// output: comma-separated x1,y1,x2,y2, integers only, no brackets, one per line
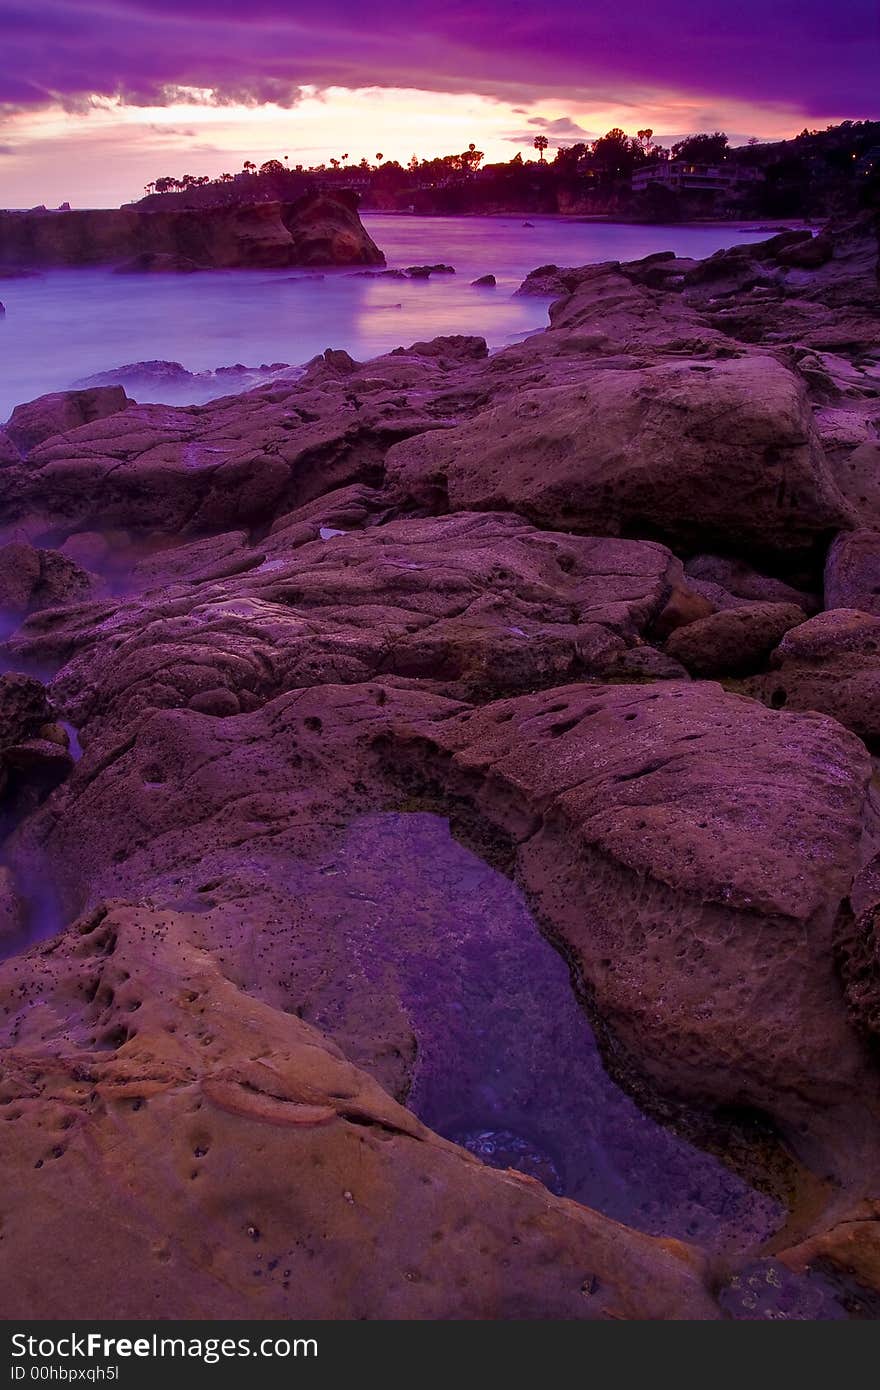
1,0,877,207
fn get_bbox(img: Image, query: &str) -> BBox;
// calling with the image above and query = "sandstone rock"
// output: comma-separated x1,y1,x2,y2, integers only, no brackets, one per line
386,355,854,552
0,429,19,466
649,584,715,638
0,216,878,1319
19,514,691,736
0,672,70,813
114,252,205,273
0,339,479,534
775,233,834,269
0,192,385,270
837,899,880,1040
0,898,717,1319
0,865,25,943
406,263,455,276
4,386,130,454
780,1203,880,1307
0,542,94,620
746,609,880,745
825,531,880,615
665,602,806,677
394,334,487,361
392,680,879,1166
0,672,52,749
685,554,817,612
830,442,880,528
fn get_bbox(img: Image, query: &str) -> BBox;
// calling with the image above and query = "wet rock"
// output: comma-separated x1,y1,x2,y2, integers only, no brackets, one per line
665,602,807,677
396,680,879,1159
471,274,496,287
405,263,455,276
114,252,205,273
779,1204,880,1310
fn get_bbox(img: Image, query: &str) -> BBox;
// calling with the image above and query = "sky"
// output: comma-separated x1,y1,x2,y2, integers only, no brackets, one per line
0,0,877,207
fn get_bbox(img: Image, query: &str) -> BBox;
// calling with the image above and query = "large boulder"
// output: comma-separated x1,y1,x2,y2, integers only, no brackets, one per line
0,542,94,620
825,530,880,615
385,355,854,552
746,609,880,746
4,386,129,454
664,602,806,677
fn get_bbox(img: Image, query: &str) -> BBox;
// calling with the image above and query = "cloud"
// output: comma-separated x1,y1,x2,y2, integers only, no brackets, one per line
1,1,877,118
0,144,14,155
527,117,590,137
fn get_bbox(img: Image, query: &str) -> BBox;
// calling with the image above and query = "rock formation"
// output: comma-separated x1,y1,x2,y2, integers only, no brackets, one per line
0,191,385,270
1,212,879,1320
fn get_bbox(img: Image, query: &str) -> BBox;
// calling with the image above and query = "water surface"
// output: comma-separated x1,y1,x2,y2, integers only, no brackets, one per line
0,215,785,419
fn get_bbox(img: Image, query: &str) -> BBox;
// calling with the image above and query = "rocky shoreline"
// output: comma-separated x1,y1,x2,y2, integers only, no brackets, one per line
0,212,878,1320
0,191,385,270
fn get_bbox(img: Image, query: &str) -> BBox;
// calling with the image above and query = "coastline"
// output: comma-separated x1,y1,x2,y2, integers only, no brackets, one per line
1,212,879,1318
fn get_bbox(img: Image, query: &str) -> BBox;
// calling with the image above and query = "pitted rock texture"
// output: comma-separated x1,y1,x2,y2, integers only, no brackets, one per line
746,610,880,747
9,513,696,738
825,531,880,616
664,602,807,677
0,900,716,1320
385,355,853,553
1,213,880,1318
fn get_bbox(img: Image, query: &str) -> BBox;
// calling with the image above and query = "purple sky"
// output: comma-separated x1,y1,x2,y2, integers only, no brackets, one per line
2,0,877,115
0,2,877,206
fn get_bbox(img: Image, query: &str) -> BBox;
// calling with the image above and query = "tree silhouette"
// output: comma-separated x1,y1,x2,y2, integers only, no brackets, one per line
671,131,729,163
534,135,549,162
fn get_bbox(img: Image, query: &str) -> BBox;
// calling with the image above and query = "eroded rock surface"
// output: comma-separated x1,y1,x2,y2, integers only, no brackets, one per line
1,212,880,1319
0,192,385,270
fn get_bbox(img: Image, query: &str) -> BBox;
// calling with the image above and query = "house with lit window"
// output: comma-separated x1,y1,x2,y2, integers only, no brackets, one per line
631,160,764,201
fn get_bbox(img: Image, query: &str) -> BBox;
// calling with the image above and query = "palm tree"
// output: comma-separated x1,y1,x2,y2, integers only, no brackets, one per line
533,135,549,162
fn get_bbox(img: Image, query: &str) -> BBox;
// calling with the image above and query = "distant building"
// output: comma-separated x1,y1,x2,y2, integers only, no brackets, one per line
631,160,764,201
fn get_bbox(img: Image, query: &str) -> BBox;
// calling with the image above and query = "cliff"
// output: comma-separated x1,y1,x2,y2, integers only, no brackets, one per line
0,190,385,269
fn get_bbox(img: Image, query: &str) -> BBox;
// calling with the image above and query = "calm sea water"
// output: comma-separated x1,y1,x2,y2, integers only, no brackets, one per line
0,214,782,419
